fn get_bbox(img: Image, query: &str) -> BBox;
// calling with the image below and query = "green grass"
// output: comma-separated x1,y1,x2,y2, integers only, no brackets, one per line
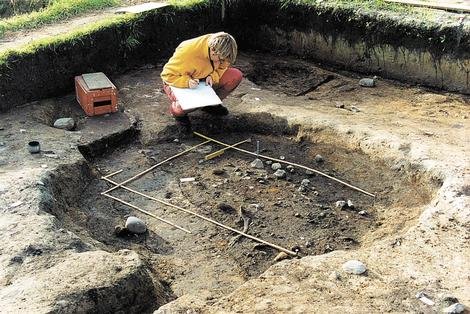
0,0,122,38
0,13,134,66
168,0,207,6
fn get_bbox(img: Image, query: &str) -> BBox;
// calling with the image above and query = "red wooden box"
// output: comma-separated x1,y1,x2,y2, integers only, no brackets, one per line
75,72,118,116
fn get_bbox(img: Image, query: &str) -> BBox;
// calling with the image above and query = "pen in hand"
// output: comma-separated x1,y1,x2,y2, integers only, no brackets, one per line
188,78,199,89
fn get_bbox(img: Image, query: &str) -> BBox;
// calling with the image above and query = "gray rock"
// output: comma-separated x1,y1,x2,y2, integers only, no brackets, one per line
443,303,465,313
271,163,282,171
286,165,294,173
336,200,347,209
301,179,310,186
359,77,376,87
54,118,75,130
351,106,361,112
305,170,315,176
250,158,264,169
347,199,355,209
265,160,273,165
125,216,147,234
274,169,286,178
342,260,367,275
441,295,460,307
279,156,285,160
315,154,324,162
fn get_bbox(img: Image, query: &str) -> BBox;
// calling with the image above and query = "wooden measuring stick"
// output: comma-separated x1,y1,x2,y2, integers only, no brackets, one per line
102,177,297,256
102,192,191,234
101,140,212,195
194,132,376,198
205,138,251,160
385,0,470,13
102,169,123,179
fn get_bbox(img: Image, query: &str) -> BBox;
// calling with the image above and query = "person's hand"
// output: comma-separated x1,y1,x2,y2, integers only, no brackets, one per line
205,76,213,87
188,78,199,89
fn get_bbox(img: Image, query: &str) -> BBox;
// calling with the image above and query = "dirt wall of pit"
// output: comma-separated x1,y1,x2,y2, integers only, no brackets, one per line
224,0,470,94
0,2,223,112
1,0,469,112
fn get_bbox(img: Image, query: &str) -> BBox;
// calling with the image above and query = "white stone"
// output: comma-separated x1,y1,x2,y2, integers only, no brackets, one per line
54,118,75,130
250,158,264,169
125,216,147,234
342,260,367,275
271,163,282,170
359,77,376,87
10,201,23,208
301,179,310,186
443,303,465,313
274,169,286,178
336,200,347,209
315,154,324,162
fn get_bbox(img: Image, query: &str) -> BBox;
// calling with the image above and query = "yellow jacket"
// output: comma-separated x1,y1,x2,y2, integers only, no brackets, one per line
161,34,228,88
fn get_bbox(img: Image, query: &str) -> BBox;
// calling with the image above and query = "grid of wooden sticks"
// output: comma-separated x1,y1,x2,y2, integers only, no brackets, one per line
100,132,375,257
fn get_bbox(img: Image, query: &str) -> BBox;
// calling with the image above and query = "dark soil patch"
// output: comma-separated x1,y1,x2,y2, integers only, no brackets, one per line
50,130,436,297
245,60,335,96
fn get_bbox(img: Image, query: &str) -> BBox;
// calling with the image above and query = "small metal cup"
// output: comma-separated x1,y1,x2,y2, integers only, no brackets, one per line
28,141,41,154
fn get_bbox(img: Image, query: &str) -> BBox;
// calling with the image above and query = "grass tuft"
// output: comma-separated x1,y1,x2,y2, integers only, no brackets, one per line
0,0,122,38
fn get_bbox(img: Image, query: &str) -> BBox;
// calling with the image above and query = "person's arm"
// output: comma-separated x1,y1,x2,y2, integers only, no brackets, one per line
209,61,230,86
161,45,196,88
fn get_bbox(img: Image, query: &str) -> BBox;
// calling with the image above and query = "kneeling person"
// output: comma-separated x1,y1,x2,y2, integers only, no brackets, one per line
161,32,243,127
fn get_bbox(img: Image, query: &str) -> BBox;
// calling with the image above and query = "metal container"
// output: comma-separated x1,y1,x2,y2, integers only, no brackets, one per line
28,141,41,154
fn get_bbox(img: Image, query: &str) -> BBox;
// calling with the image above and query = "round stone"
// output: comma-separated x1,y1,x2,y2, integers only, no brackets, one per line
274,169,286,178
125,216,147,234
315,154,324,162
342,260,367,275
250,158,264,169
53,118,75,130
443,303,465,314
271,163,282,171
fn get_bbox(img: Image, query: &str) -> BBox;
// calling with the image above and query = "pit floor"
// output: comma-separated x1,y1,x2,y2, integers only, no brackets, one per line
70,130,435,300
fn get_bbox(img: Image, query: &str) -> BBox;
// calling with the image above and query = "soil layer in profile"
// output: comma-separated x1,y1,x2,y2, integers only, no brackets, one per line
67,132,434,298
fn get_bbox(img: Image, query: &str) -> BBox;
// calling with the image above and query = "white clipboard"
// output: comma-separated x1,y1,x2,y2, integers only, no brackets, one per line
170,81,222,111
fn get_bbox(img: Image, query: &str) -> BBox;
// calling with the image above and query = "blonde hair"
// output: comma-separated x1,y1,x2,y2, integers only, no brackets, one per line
208,32,238,64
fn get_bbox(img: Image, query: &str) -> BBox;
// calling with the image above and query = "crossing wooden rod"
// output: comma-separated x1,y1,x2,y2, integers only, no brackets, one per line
101,140,212,195
101,177,297,256
102,193,191,234
193,132,375,198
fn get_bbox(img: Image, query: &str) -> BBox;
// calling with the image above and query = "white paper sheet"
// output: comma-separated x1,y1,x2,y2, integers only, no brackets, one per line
170,82,222,110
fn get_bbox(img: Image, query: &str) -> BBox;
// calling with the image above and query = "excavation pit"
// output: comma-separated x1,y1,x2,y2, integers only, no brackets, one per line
44,125,440,302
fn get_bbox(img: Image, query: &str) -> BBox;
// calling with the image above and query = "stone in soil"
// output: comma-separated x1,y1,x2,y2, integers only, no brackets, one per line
336,200,347,209
286,165,294,173
274,169,286,178
53,118,75,130
250,158,264,169
274,252,289,262
359,77,376,87
271,163,282,170
125,216,147,234
265,160,273,165
301,179,310,186
443,303,465,314
315,154,324,162
342,260,367,275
